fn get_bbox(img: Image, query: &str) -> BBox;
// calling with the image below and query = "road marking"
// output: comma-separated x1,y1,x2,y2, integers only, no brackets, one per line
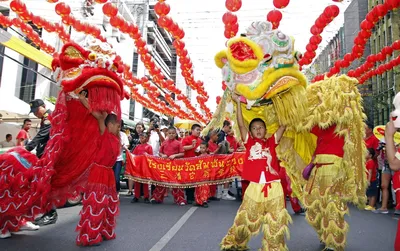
149,207,198,251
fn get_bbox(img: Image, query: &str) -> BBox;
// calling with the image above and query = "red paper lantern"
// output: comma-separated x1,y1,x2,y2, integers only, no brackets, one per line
360,19,374,30
323,5,340,20
157,16,173,27
222,12,237,25
310,35,322,45
273,0,290,9
46,0,58,3
103,3,118,17
385,0,400,10
392,40,400,50
267,10,282,27
216,96,221,105
95,0,108,3
306,44,317,52
154,2,170,16
366,12,379,23
315,16,328,29
225,0,242,12
10,0,26,13
343,53,353,62
55,2,71,16
375,4,388,18
310,25,322,35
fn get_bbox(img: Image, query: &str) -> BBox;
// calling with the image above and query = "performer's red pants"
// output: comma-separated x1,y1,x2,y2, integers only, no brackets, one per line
279,168,302,212
209,185,217,197
396,221,400,251
134,182,149,199
195,185,210,205
152,186,186,204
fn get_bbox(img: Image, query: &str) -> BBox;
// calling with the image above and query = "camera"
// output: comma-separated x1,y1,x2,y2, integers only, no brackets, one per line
153,122,159,129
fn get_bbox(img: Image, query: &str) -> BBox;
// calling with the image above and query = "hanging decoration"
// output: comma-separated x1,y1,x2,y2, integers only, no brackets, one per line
266,9,282,29
273,0,290,9
299,5,340,67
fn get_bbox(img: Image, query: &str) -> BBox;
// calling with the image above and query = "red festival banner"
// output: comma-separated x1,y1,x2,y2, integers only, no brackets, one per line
124,152,245,188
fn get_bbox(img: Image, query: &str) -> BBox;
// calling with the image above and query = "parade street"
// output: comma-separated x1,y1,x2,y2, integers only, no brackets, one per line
1,190,397,251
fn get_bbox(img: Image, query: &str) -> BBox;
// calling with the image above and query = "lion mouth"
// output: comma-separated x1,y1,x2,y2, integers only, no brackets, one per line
263,76,301,100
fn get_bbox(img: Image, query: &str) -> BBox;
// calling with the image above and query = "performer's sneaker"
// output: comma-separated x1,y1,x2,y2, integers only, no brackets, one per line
325,247,335,251
373,208,389,214
131,198,139,203
20,221,40,231
364,205,375,211
209,196,220,201
179,202,186,206
395,210,400,215
0,230,11,239
126,191,133,196
222,193,236,201
34,209,58,226
294,208,306,215
144,198,150,204
202,202,209,208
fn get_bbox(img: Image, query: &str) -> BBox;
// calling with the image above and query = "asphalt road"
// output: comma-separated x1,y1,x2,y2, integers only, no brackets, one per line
1,190,398,251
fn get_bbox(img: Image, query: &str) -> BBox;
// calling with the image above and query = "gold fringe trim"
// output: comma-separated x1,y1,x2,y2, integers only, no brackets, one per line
124,175,239,189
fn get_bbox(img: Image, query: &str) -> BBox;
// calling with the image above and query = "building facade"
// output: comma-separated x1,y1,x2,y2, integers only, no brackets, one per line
369,0,400,126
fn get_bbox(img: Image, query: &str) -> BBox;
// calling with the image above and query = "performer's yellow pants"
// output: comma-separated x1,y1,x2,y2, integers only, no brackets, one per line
220,181,291,251
303,154,349,251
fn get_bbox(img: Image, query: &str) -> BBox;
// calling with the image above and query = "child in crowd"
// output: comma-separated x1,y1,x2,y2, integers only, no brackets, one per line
208,130,222,154
199,142,208,156
151,127,187,206
221,93,290,251
131,132,153,203
365,148,378,210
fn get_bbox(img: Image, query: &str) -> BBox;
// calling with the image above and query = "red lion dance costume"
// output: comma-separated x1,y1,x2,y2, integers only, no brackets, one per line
0,36,125,246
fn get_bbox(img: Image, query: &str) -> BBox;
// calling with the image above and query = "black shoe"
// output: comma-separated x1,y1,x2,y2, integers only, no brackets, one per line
187,200,193,204
209,196,220,201
34,209,58,226
144,198,150,204
295,208,306,215
228,191,235,197
131,198,139,203
202,202,209,208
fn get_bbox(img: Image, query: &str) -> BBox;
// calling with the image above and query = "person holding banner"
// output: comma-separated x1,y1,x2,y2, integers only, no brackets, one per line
182,124,209,208
221,94,290,251
151,127,187,205
131,132,153,203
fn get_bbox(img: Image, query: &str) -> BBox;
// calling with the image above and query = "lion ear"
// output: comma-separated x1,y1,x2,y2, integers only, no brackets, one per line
215,50,228,68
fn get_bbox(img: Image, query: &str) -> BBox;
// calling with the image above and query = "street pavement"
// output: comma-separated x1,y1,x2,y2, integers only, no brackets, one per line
1,190,398,251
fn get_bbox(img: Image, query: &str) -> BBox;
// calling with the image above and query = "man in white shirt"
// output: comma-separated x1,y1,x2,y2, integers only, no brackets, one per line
0,134,16,148
113,121,130,193
148,117,165,156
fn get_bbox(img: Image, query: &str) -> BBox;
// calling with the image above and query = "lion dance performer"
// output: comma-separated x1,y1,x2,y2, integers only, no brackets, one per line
0,36,126,246
204,21,366,251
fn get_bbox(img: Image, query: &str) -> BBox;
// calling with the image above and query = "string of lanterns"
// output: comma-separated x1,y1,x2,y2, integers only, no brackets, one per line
299,4,340,67
312,0,399,82
154,0,211,120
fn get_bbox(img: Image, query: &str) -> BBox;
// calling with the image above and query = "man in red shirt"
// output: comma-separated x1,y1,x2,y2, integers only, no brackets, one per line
16,119,31,146
182,124,209,207
151,127,186,205
365,123,380,150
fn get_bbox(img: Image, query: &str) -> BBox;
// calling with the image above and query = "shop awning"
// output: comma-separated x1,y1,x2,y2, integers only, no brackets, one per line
0,29,53,69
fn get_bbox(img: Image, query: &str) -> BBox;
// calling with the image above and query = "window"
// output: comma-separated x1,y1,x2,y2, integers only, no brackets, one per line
0,8,10,86
132,52,139,74
19,24,42,103
129,98,135,120
388,26,392,45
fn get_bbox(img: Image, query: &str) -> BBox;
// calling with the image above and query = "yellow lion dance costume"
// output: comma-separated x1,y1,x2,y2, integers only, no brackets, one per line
206,21,367,251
